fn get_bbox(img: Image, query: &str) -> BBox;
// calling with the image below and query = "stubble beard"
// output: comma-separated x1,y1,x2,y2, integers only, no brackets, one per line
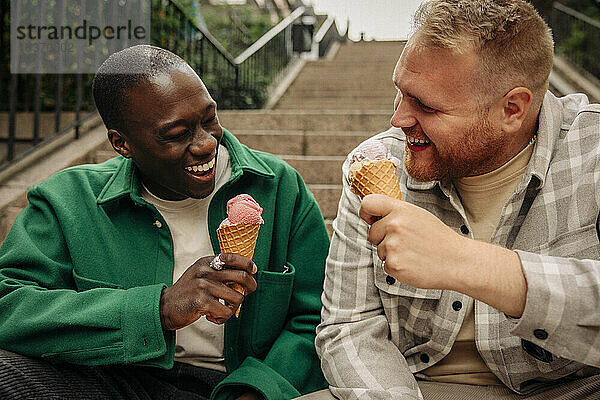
404,116,504,182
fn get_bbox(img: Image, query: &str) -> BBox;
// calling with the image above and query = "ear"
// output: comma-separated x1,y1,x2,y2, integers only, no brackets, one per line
107,129,133,158
500,87,533,134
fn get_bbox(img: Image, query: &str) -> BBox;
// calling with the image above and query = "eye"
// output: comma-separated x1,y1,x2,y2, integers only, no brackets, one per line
415,99,436,113
202,115,218,125
166,129,191,140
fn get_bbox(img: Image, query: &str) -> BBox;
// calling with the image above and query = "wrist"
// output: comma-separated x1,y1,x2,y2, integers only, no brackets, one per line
159,287,174,330
458,240,527,316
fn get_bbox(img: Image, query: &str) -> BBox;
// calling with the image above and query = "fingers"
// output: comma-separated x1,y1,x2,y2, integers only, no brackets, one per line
215,269,258,294
218,253,257,274
204,253,257,294
376,240,386,262
203,296,239,325
359,194,402,225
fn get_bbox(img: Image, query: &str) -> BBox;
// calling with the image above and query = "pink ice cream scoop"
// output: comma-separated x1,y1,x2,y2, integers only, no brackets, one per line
220,194,264,226
350,140,401,166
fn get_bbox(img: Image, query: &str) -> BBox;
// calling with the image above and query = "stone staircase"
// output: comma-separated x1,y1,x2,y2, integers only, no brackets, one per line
0,41,403,242
220,41,403,233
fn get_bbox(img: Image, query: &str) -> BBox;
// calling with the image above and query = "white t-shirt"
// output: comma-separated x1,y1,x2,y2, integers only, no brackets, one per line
141,144,231,371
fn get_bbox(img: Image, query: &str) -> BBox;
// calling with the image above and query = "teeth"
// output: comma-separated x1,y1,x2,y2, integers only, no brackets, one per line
185,158,215,173
408,136,430,145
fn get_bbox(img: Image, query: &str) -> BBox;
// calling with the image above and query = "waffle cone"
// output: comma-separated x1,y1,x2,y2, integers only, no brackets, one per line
350,159,402,200
216,223,260,317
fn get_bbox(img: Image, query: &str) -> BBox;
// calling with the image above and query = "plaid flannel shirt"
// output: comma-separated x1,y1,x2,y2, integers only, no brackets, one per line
316,91,600,399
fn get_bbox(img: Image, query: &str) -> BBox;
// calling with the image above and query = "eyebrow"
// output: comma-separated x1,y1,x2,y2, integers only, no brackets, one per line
395,81,433,108
157,102,217,136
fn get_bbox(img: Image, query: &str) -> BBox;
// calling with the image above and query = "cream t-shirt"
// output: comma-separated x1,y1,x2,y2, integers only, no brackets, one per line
141,145,231,371
422,139,535,385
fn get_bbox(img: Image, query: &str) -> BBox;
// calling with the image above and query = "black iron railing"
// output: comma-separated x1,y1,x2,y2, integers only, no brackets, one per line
0,0,320,170
234,7,306,108
550,2,600,81
314,16,346,58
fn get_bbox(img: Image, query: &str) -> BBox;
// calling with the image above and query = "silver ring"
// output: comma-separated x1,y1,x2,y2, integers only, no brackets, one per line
209,255,225,271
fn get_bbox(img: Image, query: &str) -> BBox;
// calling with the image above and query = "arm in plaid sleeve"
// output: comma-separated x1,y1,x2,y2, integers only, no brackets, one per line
511,250,600,367
507,101,600,369
315,159,422,400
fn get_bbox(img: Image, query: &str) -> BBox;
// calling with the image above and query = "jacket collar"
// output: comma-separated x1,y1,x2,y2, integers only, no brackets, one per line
525,90,572,190
96,128,275,205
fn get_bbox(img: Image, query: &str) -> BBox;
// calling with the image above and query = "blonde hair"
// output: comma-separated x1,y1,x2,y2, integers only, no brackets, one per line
412,0,554,108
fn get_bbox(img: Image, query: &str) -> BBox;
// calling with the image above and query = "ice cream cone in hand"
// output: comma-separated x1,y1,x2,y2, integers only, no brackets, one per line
216,194,263,317
348,140,402,200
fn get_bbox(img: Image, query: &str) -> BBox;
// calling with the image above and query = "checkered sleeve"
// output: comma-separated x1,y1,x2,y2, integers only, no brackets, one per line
512,250,600,368
315,158,422,400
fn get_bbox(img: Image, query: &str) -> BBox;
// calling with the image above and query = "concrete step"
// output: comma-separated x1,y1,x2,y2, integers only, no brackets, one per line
233,130,372,156
334,42,405,55
275,95,394,102
93,150,116,164
325,219,333,237
283,79,393,91
218,110,392,131
291,70,394,81
274,99,392,110
295,63,395,73
281,89,395,97
293,65,395,74
280,155,345,184
309,183,342,220
0,205,26,244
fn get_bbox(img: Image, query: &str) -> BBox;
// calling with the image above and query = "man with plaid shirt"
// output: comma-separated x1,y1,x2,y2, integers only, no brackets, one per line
314,1,600,399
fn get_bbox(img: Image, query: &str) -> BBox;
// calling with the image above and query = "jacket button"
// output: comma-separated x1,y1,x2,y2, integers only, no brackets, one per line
460,225,469,234
153,220,163,228
452,301,462,311
386,275,396,285
534,329,548,340
420,353,430,363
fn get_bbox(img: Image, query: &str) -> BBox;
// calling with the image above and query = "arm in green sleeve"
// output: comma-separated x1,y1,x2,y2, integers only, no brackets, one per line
0,189,173,368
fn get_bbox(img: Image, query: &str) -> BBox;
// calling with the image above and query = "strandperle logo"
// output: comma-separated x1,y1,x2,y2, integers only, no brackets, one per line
16,19,147,46
11,0,151,74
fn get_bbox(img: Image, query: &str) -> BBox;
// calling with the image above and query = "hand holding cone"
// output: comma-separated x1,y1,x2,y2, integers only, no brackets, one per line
216,194,263,317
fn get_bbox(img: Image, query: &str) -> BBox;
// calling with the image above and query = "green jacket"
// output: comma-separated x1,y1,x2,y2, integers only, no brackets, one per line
0,129,330,399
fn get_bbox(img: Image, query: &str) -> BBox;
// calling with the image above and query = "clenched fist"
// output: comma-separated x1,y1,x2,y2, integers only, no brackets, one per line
159,253,257,330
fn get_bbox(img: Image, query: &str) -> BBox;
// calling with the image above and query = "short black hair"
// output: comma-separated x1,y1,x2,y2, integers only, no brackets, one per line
92,45,188,132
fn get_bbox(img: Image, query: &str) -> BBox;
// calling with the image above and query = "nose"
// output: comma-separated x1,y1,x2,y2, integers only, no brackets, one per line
390,93,418,128
188,126,218,155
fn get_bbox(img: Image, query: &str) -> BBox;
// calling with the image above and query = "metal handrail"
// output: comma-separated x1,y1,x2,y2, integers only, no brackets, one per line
167,0,237,66
314,17,335,44
313,16,345,58
236,7,305,64
553,2,600,29
550,2,600,82
1,0,313,169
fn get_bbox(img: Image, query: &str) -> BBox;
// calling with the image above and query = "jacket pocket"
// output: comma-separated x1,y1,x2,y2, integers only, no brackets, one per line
372,256,442,299
73,270,123,291
250,263,295,356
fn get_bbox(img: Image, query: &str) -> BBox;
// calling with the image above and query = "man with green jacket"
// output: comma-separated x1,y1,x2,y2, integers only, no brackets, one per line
0,45,330,399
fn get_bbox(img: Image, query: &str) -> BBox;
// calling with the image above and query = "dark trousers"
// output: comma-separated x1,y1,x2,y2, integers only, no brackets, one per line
0,349,227,399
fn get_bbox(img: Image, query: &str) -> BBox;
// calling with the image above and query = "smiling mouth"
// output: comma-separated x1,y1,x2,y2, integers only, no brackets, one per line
185,158,215,177
406,135,432,153
406,136,430,146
